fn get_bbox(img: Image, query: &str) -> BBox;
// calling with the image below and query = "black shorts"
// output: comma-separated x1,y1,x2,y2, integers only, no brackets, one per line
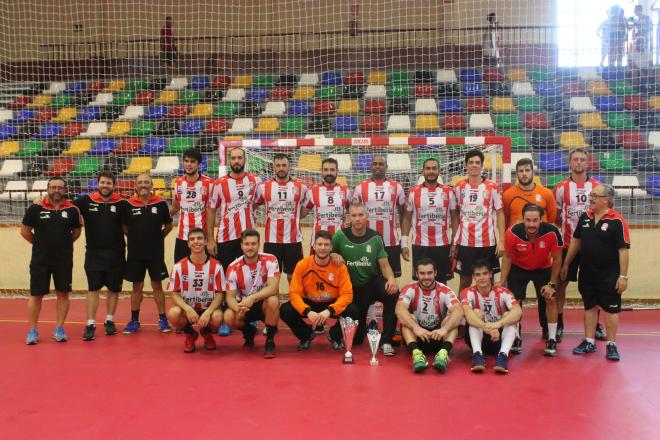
578,277,621,313
465,326,503,356
416,339,445,354
412,244,451,283
30,264,72,296
85,269,124,292
216,238,243,271
263,242,303,275
562,249,581,282
242,300,266,323
507,265,551,302
385,245,402,278
124,258,169,282
84,249,125,272
455,245,500,275
174,238,191,264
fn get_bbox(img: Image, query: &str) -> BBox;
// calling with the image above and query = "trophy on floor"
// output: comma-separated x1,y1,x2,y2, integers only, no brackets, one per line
367,328,381,366
339,317,358,364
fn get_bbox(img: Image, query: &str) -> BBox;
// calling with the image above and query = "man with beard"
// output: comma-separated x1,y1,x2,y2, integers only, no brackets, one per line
254,153,309,283
22,177,82,344
169,148,214,263
499,204,563,356
400,157,458,284
122,174,173,334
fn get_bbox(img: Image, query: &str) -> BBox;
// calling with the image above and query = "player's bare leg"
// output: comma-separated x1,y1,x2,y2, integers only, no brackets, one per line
27,296,43,329
55,291,70,328
151,280,171,333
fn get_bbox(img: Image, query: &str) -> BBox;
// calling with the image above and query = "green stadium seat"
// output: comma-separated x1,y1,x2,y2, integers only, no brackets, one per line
316,86,339,100
126,79,148,91
389,84,411,98
607,112,635,129
500,131,528,151
516,96,543,111
48,94,73,108
178,89,200,104
166,137,194,154
527,67,554,81
15,140,44,157
545,175,567,188
113,91,135,106
247,155,267,174
389,71,410,84
496,113,521,129
215,102,239,118
609,81,634,95
206,156,219,175
128,120,155,136
281,116,306,134
600,151,632,172
253,75,274,88
69,157,100,177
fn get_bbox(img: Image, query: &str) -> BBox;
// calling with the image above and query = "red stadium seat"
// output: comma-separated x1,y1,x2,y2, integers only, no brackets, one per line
115,137,142,154
360,115,385,132
167,104,189,118
524,112,551,129
586,153,600,171
466,97,489,112
115,179,135,198
8,96,31,110
618,131,647,149
204,119,228,134
270,87,292,100
133,90,155,105
443,115,467,130
87,81,106,92
43,158,74,177
563,82,584,96
33,108,57,122
211,75,231,89
623,95,647,110
415,83,435,97
483,68,505,82
60,122,84,137
364,99,386,114
314,100,335,115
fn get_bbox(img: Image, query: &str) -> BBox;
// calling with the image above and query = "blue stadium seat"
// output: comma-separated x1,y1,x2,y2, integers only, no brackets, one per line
89,138,117,156
288,100,310,115
34,123,62,139
0,125,17,140
65,82,86,93
537,81,561,96
321,71,343,86
12,109,36,124
439,99,462,113
594,96,622,112
355,154,374,172
459,69,481,82
179,119,204,135
86,178,97,194
539,151,569,171
78,107,101,121
334,116,358,132
462,83,484,97
601,67,626,81
189,76,210,90
144,105,168,120
141,137,166,154
647,175,660,196
246,88,269,101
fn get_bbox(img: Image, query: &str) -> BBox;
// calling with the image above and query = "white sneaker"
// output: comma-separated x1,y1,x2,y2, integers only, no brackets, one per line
380,343,395,356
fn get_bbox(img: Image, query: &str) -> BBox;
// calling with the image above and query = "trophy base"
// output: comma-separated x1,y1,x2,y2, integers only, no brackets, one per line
343,353,354,364
370,359,379,366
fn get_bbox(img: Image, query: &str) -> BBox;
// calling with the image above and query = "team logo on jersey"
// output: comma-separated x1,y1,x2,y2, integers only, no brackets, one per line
40,211,50,219
601,223,609,231
110,205,116,212
366,244,372,253
132,208,141,215
182,275,189,282
151,207,157,214
61,211,68,218
176,186,183,195
539,241,546,249
328,273,334,281
536,194,542,202
89,205,99,212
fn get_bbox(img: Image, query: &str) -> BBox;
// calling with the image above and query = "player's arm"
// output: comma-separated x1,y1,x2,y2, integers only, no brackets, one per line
493,303,522,329
540,250,562,298
462,303,487,329
395,301,431,342
378,257,398,294
198,291,223,328
499,230,514,286
225,288,240,313
205,203,217,255
495,208,506,256
449,208,459,252
169,197,180,217
616,247,630,294
441,302,464,332
72,227,82,242
171,291,199,323
287,265,310,317
400,208,412,261
20,225,33,244
239,275,280,307
162,222,173,237
326,265,353,316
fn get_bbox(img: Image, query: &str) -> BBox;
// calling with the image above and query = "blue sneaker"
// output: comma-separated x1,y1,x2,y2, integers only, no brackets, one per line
158,317,172,333
52,326,68,342
218,322,232,336
123,320,141,335
494,352,509,374
573,339,597,354
25,328,39,345
471,351,486,372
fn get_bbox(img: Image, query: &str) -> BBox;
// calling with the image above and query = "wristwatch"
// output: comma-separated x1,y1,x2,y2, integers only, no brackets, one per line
619,275,628,280
546,282,557,290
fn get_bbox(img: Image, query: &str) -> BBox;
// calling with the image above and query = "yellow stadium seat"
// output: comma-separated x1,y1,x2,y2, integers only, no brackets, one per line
367,71,386,85
104,80,125,92
63,139,92,155
231,75,253,89
560,131,588,148
106,121,132,137
336,176,348,186
296,154,322,172
484,154,503,171
189,103,213,118
336,100,360,115
649,96,660,109
152,178,170,198
27,95,52,108
586,81,611,95
51,107,77,122
0,141,20,157
579,113,607,129
507,67,528,81
386,145,412,151
293,86,315,100
123,157,153,175
154,90,178,104
451,175,467,186
491,97,517,113
223,135,244,141
415,115,440,131
254,118,280,133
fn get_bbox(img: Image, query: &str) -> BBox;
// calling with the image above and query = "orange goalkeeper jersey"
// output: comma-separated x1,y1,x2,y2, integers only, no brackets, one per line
288,255,353,316
502,183,557,227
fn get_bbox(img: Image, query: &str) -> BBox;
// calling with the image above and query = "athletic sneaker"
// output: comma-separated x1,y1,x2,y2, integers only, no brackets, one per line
471,351,486,372
544,339,558,356
367,319,378,331
218,322,232,337
243,324,256,348
52,326,68,342
510,337,523,354
314,325,326,335
494,352,509,374
264,339,276,359
412,348,428,373
606,343,620,361
184,330,199,353
433,348,449,372
82,324,96,341
297,334,315,351
556,326,563,343
381,343,395,356
326,332,344,351
104,320,117,336
595,324,607,341
201,328,216,350
158,317,172,333
123,320,140,334
573,339,597,354
25,328,39,345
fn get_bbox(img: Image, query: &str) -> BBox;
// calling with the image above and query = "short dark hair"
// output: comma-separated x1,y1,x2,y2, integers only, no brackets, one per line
522,203,545,218
415,258,437,272
568,148,588,160
322,157,338,169
472,259,493,274
273,153,290,163
241,229,260,242
47,176,67,187
183,148,202,164
515,158,534,171
465,148,484,165
187,227,206,240
315,230,333,242
97,170,116,184
422,157,439,168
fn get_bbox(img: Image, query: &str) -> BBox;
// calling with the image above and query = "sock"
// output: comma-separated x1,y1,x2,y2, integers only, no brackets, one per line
468,327,483,354
586,337,595,344
265,325,277,340
548,323,558,340
367,304,377,321
441,340,453,354
558,313,564,328
500,325,517,355
158,313,166,321
131,309,140,322
87,319,95,326
516,321,521,339
182,323,194,334
407,342,419,353
607,340,616,346
105,315,113,323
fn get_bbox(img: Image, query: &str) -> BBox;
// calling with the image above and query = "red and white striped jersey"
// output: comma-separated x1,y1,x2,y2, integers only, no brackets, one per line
454,179,502,247
399,281,459,329
173,175,214,240
305,182,352,237
460,285,517,323
209,173,261,242
352,178,405,246
225,253,280,301
167,257,226,311
254,178,309,243
553,176,600,249
405,183,457,246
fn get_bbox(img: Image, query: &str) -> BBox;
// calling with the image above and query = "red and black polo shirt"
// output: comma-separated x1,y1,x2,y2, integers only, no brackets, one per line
505,222,563,271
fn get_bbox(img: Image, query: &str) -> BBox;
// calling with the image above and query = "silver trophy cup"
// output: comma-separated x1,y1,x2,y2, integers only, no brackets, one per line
367,329,381,366
339,317,358,364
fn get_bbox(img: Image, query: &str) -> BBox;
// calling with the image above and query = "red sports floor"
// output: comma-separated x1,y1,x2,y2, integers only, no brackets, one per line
1,298,659,440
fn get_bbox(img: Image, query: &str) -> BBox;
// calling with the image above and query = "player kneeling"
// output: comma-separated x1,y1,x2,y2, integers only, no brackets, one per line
223,229,281,358
396,258,463,373
461,260,522,374
167,228,225,353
